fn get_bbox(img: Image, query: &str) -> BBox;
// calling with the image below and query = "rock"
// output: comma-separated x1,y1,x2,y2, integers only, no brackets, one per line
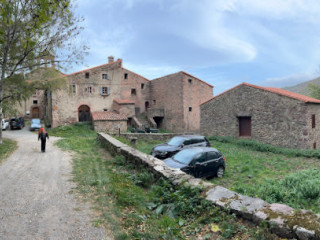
294,226,316,240
269,203,294,216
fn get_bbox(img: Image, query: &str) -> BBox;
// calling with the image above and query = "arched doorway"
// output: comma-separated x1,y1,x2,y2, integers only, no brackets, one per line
78,105,91,122
32,107,40,118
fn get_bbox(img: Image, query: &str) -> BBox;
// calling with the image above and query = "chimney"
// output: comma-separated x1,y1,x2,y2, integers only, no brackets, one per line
108,56,114,63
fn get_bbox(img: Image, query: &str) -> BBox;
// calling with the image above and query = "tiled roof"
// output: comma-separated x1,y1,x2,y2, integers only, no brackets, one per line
152,71,214,88
201,82,320,105
113,99,135,104
92,111,128,121
67,59,122,76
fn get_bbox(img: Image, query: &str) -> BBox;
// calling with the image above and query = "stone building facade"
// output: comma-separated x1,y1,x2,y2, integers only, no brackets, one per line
200,83,320,149
18,57,213,133
149,72,213,133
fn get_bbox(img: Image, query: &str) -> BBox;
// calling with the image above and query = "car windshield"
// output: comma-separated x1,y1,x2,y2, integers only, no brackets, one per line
173,148,203,165
32,119,40,124
167,136,185,146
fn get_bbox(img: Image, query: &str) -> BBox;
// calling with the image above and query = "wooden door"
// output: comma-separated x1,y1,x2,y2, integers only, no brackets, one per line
32,107,39,118
239,117,251,136
78,105,91,122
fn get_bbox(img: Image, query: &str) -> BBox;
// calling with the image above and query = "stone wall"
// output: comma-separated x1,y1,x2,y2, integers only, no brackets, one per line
182,73,213,133
118,133,177,141
94,120,127,133
150,72,213,133
51,60,150,128
150,73,185,132
200,84,320,149
97,132,320,240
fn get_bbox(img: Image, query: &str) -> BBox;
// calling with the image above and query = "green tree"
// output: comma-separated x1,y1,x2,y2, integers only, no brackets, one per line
307,83,320,100
0,0,86,144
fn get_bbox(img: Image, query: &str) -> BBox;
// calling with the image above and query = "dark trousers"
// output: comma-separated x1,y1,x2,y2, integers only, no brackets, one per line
41,139,46,152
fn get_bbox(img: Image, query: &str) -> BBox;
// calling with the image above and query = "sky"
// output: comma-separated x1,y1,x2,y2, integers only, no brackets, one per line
71,0,320,94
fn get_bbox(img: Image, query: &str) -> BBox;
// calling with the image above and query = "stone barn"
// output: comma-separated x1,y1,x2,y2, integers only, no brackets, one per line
92,111,127,133
200,82,320,150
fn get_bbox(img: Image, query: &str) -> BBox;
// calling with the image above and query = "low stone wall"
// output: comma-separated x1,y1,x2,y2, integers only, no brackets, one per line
117,132,177,141
97,132,320,240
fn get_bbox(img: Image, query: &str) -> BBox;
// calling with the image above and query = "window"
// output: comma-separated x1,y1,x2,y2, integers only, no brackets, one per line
131,88,136,96
188,78,192,84
88,86,92,93
85,72,89,79
103,108,108,111
238,116,251,137
207,152,220,160
100,87,110,95
102,73,109,80
124,73,128,79
141,83,145,89
153,100,156,104
314,142,317,150
193,153,206,164
70,84,76,94
33,100,38,104
312,114,316,128
189,107,192,112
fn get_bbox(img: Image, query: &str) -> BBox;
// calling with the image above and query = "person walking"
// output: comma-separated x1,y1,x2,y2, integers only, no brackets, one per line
38,124,49,152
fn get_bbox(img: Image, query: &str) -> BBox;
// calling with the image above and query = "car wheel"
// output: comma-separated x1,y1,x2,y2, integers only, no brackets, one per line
216,166,224,178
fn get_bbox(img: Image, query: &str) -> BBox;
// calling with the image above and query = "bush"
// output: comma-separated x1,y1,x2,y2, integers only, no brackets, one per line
234,169,320,213
209,135,320,158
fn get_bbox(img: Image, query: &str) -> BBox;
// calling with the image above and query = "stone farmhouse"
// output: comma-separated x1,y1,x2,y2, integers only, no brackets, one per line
200,82,320,149
18,56,213,133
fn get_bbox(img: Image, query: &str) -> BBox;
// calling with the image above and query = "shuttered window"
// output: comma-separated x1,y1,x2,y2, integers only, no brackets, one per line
100,87,110,95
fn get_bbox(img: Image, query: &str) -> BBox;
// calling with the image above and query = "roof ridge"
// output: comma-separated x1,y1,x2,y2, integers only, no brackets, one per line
67,59,122,76
201,82,320,105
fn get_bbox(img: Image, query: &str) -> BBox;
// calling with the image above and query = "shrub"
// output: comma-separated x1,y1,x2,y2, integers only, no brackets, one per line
209,135,320,158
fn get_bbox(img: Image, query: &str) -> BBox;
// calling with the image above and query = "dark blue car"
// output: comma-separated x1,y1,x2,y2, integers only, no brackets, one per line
164,147,226,178
10,117,25,130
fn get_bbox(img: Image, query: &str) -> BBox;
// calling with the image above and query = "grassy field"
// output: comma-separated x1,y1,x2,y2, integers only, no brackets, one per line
0,138,18,165
49,123,279,239
121,135,320,213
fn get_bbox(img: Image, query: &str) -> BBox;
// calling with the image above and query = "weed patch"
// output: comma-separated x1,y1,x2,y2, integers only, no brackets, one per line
51,124,280,239
0,138,17,164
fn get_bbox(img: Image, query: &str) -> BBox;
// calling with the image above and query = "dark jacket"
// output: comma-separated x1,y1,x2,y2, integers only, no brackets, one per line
38,127,49,141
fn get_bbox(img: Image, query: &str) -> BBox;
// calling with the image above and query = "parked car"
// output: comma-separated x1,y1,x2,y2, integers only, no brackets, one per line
10,117,25,130
164,147,226,178
1,119,9,130
30,118,41,131
151,135,210,159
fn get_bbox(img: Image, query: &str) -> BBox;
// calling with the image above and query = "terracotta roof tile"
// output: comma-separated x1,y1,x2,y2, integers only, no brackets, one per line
67,59,122,76
200,82,320,105
113,99,135,104
92,111,128,121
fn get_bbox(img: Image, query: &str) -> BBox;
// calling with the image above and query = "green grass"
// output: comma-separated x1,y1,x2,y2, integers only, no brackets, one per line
50,124,278,239
0,138,18,164
116,135,320,213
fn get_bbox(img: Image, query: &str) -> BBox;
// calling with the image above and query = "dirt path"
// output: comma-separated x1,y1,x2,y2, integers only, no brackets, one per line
0,127,108,240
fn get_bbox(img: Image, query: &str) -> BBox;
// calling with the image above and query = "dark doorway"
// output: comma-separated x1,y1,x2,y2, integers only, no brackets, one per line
145,101,149,111
32,107,40,118
239,117,251,137
78,105,91,122
154,117,164,129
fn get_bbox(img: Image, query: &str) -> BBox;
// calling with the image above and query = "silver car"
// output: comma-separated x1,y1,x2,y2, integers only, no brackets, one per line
30,118,41,131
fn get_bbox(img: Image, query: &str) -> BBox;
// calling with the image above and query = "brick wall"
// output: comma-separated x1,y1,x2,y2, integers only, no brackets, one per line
200,84,320,149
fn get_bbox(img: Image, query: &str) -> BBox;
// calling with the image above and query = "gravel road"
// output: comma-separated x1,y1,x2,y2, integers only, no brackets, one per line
0,127,109,240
